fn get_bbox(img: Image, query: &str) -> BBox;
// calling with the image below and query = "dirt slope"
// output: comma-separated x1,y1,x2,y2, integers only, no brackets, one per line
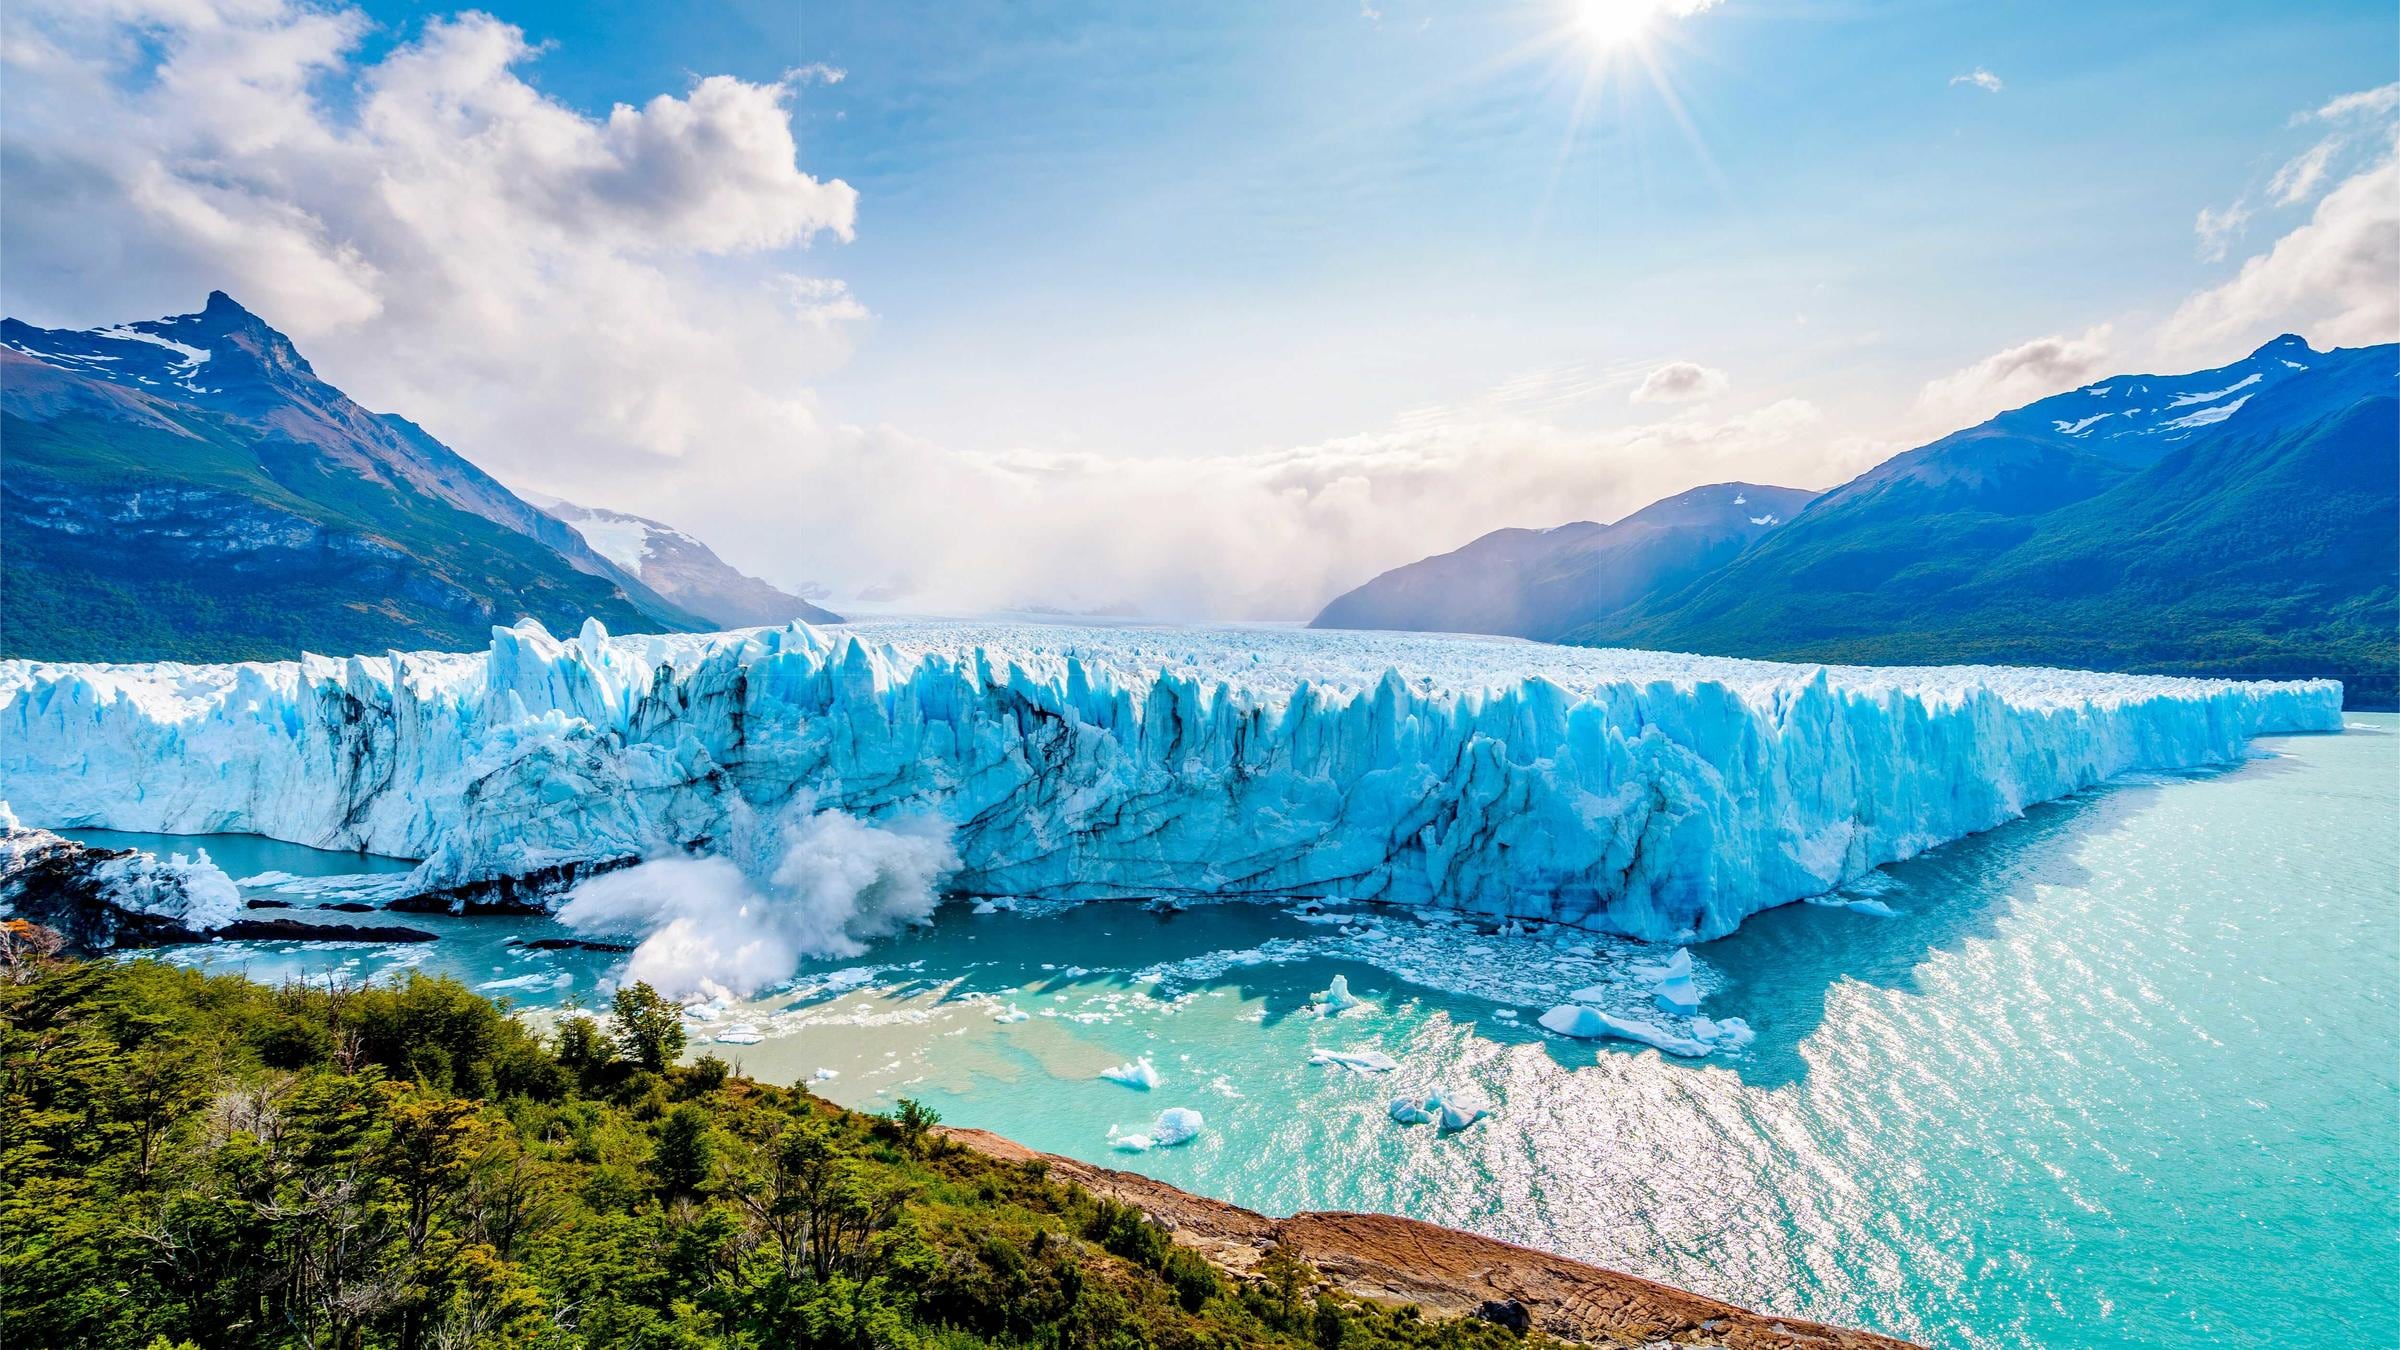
944,1127,1920,1349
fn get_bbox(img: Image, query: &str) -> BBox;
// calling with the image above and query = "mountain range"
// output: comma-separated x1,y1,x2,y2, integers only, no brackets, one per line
1314,481,1819,641
1317,336,2398,705
530,494,840,628
0,293,823,661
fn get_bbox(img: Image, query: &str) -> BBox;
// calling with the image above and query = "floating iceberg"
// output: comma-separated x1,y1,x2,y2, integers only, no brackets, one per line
1645,948,1702,1015
714,1024,764,1045
0,617,2340,942
1110,1106,1205,1151
1537,1004,1712,1058
1309,1047,1401,1073
991,1004,1031,1024
1692,1017,1755,1051
1311,973,1367,1015
1101,1056,1162,1090
1387,1089,1486,1130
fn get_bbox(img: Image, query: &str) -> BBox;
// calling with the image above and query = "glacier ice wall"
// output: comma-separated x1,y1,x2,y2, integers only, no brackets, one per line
0,618,2343,941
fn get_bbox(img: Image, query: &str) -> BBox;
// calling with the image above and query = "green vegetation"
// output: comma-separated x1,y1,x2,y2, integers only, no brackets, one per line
1580,396,2399,708
0,942,1548,1350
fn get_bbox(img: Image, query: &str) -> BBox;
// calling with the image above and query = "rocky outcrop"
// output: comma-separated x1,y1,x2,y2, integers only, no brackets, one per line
945,1127,1920,1349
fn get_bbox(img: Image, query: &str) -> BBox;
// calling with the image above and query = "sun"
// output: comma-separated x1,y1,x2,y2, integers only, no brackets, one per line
1570,0,1664,50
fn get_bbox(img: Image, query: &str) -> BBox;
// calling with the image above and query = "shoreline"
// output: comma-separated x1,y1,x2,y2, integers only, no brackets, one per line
945,1126,1921,1349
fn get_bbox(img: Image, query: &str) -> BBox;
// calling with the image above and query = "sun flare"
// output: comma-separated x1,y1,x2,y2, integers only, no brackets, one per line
1571,0,1662,50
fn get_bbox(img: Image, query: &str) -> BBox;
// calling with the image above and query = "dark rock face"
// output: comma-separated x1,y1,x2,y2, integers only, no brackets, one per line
1,831,206,953
387,856,639,916
1473,1299,1532,1333
512,936,635,954
199,918,436,945
2,823,435,951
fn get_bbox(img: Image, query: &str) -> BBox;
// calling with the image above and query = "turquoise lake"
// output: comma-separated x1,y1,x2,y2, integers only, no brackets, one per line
89,716,2399,1349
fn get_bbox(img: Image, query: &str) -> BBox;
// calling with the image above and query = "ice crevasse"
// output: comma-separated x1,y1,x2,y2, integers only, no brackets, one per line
0,617,2342,942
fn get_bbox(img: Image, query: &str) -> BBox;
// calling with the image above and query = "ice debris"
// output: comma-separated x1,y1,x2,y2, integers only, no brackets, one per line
1309,1048,1400,1073
1311,973,1366,1016
1101,1057,1162,1090
1537,1004,1712,1058
1109,1106,1205,1152
1388,1090,1486,1131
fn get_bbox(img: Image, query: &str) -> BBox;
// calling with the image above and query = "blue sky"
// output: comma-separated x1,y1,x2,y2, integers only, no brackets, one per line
4,0,2394,614
341,0,2394,455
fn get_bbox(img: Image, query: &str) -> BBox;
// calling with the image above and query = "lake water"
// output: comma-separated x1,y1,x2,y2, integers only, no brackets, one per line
83,717,2398,1349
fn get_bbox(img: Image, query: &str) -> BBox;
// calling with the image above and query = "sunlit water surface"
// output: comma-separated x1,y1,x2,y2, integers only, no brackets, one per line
89,718,2398,1349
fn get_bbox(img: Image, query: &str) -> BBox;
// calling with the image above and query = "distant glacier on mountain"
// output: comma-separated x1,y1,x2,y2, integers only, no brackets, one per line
529,494,841,629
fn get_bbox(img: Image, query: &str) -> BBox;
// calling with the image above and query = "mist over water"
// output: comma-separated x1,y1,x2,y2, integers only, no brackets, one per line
555,799,957,999
110,720,2399,1349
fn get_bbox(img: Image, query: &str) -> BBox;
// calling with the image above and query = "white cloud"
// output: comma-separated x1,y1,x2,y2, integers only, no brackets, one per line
782,62,846,86
2162,130,2400,358
2195,200,2252,262
2267,139,2338,205
2314,82,2400,122
1630,360,1729,404
1950,68,2004,94
1915,325,2115,428
1,0,858,479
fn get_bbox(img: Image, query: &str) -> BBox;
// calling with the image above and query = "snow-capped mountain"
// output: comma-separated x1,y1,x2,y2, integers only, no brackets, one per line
531,495,841,628
1312,482,1817,641
1,293,709,662
1596,337,2398,702
1313,336,2395,705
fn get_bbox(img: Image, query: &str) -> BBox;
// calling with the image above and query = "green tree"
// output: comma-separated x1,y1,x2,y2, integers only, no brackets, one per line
610,981,685,1073
886,1097,940,1158
652,1102,715,1198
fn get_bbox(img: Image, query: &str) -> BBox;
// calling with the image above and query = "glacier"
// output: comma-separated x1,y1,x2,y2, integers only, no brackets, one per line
0,616,2342,943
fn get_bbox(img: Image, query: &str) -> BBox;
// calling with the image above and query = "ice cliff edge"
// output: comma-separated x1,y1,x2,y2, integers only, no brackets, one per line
0,618,2343,941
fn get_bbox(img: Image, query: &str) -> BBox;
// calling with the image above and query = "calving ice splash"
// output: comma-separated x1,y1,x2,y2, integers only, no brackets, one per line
0,616,2339,992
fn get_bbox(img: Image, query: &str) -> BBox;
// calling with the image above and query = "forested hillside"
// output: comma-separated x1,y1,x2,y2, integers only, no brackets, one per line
0,937,1550,1350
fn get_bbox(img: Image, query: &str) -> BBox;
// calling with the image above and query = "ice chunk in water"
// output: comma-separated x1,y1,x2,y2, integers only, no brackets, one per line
1693,1017,1756,1051
1110,1106,1205,1151
1387,1089,1485,1129
1539,1004,1712,1057
1650,948,1702,1015
1311,973,1366,1015
1309,1048,1400,1073
1101,1056,1162,1090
